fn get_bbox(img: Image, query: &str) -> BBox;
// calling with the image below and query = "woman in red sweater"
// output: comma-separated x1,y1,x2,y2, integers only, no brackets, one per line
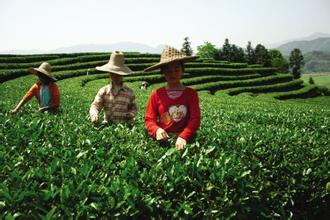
144,46,201,150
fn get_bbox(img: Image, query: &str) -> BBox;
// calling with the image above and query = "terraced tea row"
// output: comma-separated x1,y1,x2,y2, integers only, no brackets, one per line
0,52,327,99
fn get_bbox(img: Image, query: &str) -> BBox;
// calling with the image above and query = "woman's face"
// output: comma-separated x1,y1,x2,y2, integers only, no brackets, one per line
163,62,183,84
37,73,50,84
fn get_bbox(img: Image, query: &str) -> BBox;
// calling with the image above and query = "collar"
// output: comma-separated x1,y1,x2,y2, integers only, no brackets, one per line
36,81,53,87
108,82,128,93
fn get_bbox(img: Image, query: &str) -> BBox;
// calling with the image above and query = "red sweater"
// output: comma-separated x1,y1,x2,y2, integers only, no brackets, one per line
145,87,200,141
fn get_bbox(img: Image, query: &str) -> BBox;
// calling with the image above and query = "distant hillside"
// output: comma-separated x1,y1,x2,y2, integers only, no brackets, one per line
267,32,330,48
50,42,166,54
0,42,166,54
277,37,330,56
303,51,330,73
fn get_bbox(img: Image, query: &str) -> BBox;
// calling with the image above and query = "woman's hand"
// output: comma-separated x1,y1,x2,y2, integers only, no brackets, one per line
10,108,18,114
175,137,187,150
39,106,50,112
91,114,98,123
156,128,169,141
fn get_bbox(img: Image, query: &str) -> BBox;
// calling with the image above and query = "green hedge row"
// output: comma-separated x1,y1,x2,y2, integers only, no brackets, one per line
80,73,195,87
50,56,160,66
48,61,250,73
51,60,159,72
0,68,99,83
0,58,161,72
80,74,109,86
0,61,156,76
0,69,30,83
0,57,248,72
192,74,294,93
52,53,160,65
80,72,267,88
124,64,269,73
0,55,61,64
0,54,160,69
180,74,265,86
0,52,112,63
53,69,99,80
186,63,248,68
79,73,153,87
0,66,277,83
77,53,160,60
198,59,230,64
48,68,157,82
271,85,322,99
52,68,158,81
248,64,263,68
224,79,304,95
186,67,276,76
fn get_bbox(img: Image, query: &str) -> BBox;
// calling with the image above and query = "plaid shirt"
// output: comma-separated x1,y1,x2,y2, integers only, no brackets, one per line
90,83,137,123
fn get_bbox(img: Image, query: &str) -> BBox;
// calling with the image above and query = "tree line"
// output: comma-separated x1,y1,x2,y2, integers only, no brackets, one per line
181,37,304,79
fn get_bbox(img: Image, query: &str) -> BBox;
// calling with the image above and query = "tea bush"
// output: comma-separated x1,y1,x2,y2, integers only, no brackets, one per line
0,75,329,218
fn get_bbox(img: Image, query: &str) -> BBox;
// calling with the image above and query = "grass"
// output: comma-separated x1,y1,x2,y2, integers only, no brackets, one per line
302,73,330,88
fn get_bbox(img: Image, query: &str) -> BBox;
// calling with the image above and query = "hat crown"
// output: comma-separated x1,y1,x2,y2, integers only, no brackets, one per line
143,45,197,72
109,51,125,66
39,62,51,73
160,46,185,62
96,51,132,75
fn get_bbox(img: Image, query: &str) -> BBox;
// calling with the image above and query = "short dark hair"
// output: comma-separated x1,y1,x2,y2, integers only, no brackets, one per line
161,62,185,74
37,73,53,84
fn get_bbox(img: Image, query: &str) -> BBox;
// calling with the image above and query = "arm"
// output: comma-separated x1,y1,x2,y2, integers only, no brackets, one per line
51,83,60,109
127,93,137,120
11,84,37,114
144,91,162,138
179,90,201,141
89,88,104,123
11,99,28,114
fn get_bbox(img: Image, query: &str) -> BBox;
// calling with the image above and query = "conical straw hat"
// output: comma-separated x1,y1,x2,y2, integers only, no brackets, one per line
29,62,57,81
96,51,132,75
144,46,198,72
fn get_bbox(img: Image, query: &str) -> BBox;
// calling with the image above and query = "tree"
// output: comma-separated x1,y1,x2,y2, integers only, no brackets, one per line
269,49,289,72
197,42,219,60
218,38,245,62
245,41,256,64
289,48,304,79
219,38,231,61
255,44,271,67
181,37,193,56
230,45,245,62
309,76,315,84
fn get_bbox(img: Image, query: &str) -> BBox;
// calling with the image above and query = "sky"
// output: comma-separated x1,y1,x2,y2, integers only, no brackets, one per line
1,0,330,52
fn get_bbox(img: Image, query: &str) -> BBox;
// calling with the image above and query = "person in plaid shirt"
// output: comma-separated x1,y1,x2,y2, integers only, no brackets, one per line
89,51,137,124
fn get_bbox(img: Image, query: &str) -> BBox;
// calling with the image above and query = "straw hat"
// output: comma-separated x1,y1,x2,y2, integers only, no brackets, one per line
144,46,198,72
96,51,132,75
29,62,57,81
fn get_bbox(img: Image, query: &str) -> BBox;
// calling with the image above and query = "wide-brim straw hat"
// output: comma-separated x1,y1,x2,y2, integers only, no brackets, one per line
96,51,132,75
29,62,57,81
144,46,198,72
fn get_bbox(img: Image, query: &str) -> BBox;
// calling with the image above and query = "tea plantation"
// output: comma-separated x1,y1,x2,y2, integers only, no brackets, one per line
0,53,329,218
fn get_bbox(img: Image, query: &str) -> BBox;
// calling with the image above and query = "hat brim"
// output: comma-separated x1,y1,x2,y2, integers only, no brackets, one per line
29,68,57,81
96,64,132,75
144,56,198,72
